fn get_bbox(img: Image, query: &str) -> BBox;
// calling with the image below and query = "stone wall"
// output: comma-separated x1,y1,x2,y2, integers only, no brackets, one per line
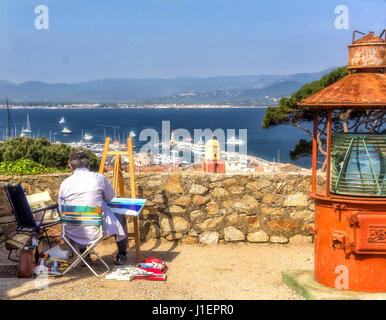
0,172,325,245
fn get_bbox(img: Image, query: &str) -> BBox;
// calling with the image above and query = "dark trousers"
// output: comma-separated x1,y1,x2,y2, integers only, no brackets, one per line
114,213,128,255
77,213,128,255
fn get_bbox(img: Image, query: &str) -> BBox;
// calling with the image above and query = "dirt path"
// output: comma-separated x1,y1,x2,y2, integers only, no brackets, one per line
0,239,313,300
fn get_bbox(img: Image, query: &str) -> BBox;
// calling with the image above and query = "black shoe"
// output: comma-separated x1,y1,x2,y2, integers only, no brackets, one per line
79,254,92,267
84,254,92,265
115,253,127,266
79,248,92,266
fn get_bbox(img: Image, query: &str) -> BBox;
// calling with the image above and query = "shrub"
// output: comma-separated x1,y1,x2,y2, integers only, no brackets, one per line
0,159,64,175
0,137,100,171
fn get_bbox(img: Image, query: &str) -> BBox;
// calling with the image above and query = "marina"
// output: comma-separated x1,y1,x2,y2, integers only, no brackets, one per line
0,108,311,169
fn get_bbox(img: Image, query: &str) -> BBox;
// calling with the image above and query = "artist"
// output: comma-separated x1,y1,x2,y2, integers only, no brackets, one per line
58,149,128,265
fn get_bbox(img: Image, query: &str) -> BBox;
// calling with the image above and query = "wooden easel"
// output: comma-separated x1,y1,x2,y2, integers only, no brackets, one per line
99,137,141,263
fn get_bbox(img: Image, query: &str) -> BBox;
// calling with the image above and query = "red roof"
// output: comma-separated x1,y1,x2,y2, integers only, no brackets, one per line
299,73,386,108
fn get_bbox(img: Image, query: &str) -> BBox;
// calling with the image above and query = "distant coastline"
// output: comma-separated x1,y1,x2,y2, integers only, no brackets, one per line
0,104,269,110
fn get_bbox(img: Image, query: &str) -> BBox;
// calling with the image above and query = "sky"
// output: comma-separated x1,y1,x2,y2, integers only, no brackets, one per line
0,0,384,83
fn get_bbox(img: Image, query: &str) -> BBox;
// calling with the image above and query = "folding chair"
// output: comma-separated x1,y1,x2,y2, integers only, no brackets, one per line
61,205,110,278
4,184,62,262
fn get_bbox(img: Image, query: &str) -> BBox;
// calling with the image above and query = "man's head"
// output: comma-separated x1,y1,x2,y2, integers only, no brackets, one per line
68,149,90,171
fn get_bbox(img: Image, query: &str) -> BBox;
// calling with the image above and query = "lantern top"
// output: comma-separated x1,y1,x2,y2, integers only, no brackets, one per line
351,31,385,44
299,29,386,110
348,30,385,71
299,73,386,109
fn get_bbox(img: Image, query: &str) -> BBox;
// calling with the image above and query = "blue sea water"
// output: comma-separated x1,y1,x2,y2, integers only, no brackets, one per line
0,108,311,167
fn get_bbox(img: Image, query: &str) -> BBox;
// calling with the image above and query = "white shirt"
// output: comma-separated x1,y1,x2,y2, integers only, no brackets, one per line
58,168,126,245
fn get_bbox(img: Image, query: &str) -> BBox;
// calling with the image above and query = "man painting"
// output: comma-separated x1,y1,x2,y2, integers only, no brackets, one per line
58,150,128,265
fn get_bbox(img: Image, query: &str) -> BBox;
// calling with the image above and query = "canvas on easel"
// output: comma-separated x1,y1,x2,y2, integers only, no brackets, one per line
99,137,142,263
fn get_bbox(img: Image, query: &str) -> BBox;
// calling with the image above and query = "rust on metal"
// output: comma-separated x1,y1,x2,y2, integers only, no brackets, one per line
302,29,386,293
299,30,386,109
299,73,386,107
348,31,385,71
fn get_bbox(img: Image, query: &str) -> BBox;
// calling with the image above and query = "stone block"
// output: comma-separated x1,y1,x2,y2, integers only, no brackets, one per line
166,233,183,241
226,213,239,226
270,236,288,244
206,201,219,215
160,216,190,235
289,235,313,245
290,210,314,222
268,219,299,231
199,231,219,245
168,205,185,214
181,236,198,244
190,209,205,221
197,216,224,232
247,231,269,243
283,193,309,207
227,185,244,195
164,175,184,194
261,206,286,216
189,184,208,195
302,223,315,235
192,195,209,206
247,216,260,232
224,226,245,241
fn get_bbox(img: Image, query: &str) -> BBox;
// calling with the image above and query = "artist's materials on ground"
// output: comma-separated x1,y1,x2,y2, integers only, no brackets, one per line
106,257,167,281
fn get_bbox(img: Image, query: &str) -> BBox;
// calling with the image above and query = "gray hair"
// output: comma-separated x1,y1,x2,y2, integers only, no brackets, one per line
69,149,90,170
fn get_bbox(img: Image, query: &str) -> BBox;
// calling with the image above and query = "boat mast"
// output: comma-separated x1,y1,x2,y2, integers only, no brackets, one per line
26,114,30,131
6,99,10,139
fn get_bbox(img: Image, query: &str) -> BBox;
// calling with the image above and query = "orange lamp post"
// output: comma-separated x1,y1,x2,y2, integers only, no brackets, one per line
299,30,386,292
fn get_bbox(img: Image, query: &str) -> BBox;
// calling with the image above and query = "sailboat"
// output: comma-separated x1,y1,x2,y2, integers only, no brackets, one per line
84,133,93,141
20,127,26,137
59,117,65,124
226,136,245,145
62,127,72,134
22,114,32,134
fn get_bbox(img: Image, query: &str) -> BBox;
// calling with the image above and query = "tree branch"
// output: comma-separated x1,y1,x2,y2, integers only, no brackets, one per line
342,109,353,132
354,110,385,132
292,122,313,137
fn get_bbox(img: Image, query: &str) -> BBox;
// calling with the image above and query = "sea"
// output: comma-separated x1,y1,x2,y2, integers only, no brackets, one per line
0,108,311,168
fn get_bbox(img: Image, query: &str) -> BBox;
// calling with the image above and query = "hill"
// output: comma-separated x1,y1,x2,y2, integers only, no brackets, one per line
0,67,336,105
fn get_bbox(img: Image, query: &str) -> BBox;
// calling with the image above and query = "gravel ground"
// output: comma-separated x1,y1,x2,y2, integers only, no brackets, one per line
0,238,313,300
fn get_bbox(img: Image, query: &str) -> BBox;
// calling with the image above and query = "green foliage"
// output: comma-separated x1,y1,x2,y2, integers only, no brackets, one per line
0,137,100,172
0,159,63,175
262,66,349,129
261,66,349,161
289,139,313,161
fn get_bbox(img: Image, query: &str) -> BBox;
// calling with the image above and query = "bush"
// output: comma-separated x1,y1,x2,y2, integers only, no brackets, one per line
0,159,64,175
0,137,100,171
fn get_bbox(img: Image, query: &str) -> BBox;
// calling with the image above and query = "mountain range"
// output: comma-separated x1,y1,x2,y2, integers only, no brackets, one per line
0,67,336,106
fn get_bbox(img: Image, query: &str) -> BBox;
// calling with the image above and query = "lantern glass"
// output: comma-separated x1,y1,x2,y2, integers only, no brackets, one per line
331,133,386,197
